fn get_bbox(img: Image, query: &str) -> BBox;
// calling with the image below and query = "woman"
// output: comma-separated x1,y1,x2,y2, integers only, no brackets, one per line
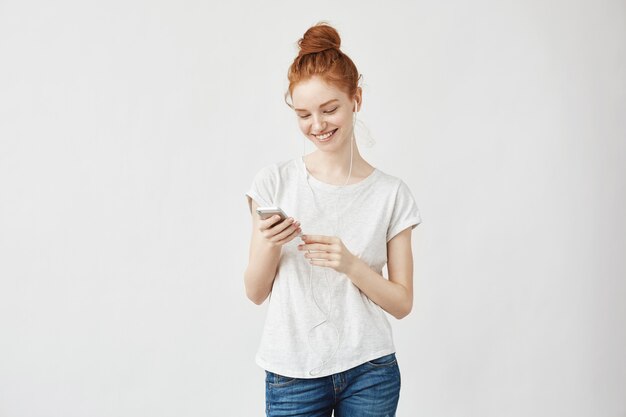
244,21,422,417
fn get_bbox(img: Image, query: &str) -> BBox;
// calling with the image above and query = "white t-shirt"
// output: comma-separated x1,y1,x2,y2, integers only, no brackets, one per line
245,156,421,378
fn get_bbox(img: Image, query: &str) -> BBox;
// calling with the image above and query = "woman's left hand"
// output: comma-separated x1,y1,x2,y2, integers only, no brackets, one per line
297,235,358,275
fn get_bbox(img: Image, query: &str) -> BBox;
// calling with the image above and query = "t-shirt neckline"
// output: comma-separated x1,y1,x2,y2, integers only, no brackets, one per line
298,155,379,192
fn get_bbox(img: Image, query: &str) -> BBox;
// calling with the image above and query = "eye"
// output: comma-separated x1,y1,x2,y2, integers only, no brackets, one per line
297,106,338,119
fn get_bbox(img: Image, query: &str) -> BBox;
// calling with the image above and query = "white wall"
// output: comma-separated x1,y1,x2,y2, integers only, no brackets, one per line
0,0,624,416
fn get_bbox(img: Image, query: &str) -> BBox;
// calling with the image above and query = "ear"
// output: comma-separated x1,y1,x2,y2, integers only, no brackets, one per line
354,87,363,112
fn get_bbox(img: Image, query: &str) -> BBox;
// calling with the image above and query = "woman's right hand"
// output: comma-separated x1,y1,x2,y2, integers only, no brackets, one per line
260,215,302,248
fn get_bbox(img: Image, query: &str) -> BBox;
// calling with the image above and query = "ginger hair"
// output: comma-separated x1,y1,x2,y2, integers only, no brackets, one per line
285,21,362,108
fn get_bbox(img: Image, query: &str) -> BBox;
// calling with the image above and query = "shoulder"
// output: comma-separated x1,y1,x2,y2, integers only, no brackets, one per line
250,158,300,185
372,166,409,193
256,157,297,174
276,157,299,176
252,161,277,177
372,168,419,212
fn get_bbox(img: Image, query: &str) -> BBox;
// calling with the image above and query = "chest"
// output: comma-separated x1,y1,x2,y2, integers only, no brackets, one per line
276,182,393,271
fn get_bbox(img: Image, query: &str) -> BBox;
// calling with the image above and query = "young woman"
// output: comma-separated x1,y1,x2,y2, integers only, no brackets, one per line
244,22,422,417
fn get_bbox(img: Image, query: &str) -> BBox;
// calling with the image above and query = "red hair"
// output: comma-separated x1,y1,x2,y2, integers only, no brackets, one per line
284,21,361,108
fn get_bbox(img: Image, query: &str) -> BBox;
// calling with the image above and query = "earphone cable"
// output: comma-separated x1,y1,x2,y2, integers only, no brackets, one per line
303,102,357,376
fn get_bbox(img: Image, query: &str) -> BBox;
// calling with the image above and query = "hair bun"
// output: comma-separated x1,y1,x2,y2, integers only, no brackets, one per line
298,21,341,56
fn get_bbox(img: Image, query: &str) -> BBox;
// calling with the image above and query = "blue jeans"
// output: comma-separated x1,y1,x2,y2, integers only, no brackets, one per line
265,353,401,417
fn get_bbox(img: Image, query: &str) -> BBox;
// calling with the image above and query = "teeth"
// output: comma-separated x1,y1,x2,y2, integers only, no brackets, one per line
314,129,336,140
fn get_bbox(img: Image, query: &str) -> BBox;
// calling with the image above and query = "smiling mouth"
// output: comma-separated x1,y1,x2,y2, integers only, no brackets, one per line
313,128,338,141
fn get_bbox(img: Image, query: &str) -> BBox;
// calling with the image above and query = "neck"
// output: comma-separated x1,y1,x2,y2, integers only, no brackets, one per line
307,139,364,178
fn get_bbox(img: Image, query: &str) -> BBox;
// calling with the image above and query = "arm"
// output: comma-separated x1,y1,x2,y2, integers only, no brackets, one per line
243,197,302,304
346,227,414,319
243,197,281,305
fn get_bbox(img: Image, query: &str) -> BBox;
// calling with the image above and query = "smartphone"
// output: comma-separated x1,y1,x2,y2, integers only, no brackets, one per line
257,207,303,238
256,207,288,221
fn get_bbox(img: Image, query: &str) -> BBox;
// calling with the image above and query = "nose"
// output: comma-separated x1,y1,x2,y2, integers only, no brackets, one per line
311,114,326,133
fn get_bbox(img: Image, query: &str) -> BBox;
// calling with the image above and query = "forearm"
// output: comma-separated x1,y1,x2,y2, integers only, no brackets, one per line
346,258,412,319
244,242,282,305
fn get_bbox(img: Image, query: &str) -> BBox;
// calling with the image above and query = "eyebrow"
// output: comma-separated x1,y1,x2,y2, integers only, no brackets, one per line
294,99,339,112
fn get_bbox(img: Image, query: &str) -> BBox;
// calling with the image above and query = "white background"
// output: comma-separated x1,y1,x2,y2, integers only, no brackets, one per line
1,1,625,416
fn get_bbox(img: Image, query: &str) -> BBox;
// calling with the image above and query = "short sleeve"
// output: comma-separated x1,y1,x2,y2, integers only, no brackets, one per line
386,180,422,242
245,164,276,210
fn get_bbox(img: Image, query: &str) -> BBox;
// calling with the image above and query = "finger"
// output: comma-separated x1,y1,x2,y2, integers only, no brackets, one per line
301,235,333,244
265,217,295,234
298,243,330,252
275,226,302,246
261,215,283,229
308,258,332,267
305,251,339,260
270,220,301,243
304,251,328,260
272,221,300,242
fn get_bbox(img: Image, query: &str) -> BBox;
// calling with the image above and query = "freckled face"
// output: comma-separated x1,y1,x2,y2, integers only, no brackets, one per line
292,76,356,148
